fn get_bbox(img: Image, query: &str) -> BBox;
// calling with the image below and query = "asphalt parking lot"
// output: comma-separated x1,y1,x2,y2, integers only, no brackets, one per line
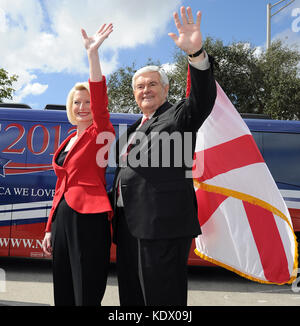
0,257,299,307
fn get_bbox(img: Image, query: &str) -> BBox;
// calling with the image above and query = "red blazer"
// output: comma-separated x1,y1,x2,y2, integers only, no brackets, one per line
45,77,115,232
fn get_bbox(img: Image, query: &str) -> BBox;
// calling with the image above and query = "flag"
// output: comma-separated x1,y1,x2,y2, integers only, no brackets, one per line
187,66,298,284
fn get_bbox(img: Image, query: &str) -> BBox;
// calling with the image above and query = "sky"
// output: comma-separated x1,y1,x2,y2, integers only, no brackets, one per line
0,0,299,109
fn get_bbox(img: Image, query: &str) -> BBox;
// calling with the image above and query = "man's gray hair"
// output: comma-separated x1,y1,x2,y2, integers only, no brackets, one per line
132,65,169,90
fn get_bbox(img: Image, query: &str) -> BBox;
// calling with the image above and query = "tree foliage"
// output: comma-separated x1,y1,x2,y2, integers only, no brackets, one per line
107,63,137,113
107,38,300,120
204,38,300,120
0,68,18,103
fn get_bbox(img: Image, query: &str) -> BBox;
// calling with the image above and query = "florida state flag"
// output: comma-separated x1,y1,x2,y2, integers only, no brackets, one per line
187,66,298,284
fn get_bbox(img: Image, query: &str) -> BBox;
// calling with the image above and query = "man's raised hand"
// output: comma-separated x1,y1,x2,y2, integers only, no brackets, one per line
168,6,203,56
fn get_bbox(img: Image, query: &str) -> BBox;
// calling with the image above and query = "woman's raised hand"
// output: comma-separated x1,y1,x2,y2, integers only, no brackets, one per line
81,23,113,53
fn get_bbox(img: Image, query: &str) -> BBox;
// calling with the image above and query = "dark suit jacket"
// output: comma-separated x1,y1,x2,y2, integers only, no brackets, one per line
112,61,217,240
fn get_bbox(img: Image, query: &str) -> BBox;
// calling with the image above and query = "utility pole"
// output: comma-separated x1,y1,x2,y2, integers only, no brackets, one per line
267,0,295,49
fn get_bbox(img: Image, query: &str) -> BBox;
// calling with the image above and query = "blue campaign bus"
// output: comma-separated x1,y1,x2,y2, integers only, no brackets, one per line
0,104,139,260
0,104,299,264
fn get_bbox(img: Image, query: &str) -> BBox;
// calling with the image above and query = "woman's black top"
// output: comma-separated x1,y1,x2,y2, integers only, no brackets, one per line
56,146,68,166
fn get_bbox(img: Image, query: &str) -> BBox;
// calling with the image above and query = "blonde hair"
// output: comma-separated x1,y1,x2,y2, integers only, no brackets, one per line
66,82,90,125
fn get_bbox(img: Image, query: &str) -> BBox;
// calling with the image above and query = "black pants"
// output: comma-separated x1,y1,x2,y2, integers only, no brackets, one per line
115,208,192,306
51,198,111,306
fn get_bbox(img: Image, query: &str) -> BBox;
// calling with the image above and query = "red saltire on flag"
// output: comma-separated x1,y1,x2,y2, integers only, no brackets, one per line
187,66,298,284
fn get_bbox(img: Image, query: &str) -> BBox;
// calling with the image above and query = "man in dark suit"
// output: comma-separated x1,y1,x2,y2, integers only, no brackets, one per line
111,6,217,306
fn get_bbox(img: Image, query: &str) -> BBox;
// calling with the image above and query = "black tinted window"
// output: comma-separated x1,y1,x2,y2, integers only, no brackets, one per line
261,132,300,187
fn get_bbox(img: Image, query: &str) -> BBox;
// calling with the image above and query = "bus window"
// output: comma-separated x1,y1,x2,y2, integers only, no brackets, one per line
251,131,263,155
262,132,300,188
105,123,128,190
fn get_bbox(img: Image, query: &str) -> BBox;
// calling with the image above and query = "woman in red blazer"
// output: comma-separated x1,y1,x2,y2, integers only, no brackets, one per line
42,23,115,306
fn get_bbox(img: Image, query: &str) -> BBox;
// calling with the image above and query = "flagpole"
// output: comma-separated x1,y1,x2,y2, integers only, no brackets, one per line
266,0,295,50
